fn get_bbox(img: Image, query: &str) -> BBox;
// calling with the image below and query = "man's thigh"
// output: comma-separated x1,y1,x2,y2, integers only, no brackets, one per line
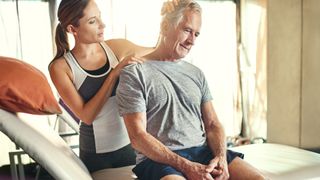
132,159,184,180
161,175,186,180
133,146,244,180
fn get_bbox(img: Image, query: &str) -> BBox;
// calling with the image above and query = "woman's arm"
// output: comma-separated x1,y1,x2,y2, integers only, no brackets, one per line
105,39,154,61
49,58,119,125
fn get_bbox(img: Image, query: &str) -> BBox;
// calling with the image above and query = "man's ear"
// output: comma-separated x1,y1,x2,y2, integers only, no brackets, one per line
67,24,77,35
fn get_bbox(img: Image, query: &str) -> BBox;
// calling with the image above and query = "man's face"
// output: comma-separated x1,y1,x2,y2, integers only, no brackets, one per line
166,10,202,59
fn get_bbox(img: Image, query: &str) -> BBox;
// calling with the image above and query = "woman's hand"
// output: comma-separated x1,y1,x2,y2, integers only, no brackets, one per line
161,0,180,15
113,55,145,77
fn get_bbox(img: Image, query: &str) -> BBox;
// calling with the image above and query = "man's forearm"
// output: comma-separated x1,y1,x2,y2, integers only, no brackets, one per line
201,102,227,158
130,131,191,172
206,122,227,158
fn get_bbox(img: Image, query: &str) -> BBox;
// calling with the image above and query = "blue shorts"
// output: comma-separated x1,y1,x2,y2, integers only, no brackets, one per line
132,146,244,180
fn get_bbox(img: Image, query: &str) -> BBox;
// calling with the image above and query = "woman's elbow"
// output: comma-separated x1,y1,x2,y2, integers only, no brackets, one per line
76,114,94,125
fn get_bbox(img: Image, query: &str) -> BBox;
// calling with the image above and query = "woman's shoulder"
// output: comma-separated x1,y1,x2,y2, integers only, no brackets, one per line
105,38,132,47
49,56,70,75
104,39,132,52
49,57,66,69
103,39,130,61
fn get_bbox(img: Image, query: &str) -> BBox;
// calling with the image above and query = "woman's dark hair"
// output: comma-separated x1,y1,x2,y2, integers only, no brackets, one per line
52,0,89,61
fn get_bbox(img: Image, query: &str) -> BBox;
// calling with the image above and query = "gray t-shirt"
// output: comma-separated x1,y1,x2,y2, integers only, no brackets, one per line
116,60,213,163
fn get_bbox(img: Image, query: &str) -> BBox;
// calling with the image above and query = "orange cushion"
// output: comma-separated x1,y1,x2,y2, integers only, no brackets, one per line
0,56,61,114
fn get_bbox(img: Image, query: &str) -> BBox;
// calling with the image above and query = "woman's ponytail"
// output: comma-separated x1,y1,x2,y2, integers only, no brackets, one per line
52,23,69,61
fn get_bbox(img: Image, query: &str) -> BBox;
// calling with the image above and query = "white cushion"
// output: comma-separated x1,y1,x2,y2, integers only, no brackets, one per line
231,143,320,179
0,109,92,180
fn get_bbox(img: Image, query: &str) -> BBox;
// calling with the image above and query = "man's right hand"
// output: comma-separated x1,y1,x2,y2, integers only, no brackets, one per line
183,161,223,180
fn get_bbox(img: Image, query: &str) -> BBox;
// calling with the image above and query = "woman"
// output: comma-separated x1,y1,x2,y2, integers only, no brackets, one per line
49,0,152,173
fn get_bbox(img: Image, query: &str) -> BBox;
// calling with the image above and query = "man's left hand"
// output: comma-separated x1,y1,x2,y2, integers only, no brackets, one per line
205,156,229,180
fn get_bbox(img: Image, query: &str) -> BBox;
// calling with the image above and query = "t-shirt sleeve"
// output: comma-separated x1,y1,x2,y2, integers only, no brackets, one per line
116,65,146,116
200,70,213,103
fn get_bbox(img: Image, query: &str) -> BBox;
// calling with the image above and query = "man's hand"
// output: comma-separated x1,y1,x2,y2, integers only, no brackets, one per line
182,161,214,180
182,159,229,180
206,156,229,180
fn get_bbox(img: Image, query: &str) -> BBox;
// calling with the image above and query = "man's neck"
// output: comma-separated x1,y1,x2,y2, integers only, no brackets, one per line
144,47,179,62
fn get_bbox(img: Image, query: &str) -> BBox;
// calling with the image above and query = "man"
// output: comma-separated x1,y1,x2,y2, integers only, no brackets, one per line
116,0,265,179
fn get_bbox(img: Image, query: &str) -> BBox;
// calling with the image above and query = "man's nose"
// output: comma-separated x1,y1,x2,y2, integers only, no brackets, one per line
187,34,196,45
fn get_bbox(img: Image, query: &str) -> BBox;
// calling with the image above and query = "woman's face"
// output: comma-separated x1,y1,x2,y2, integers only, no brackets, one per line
164,10,201,59
73,0,105,44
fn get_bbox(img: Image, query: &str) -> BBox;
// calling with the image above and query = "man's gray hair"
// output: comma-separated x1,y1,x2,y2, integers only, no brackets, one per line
161,0,202,29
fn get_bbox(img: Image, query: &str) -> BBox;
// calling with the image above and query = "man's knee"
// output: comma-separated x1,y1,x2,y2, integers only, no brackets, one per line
228,157,266,180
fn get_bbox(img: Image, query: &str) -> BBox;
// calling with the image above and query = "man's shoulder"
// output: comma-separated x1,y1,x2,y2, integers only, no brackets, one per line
180,60,201,71
120,63,145,77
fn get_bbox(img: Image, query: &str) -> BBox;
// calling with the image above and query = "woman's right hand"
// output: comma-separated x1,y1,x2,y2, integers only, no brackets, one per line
161,0,180,15
113,55,145,77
